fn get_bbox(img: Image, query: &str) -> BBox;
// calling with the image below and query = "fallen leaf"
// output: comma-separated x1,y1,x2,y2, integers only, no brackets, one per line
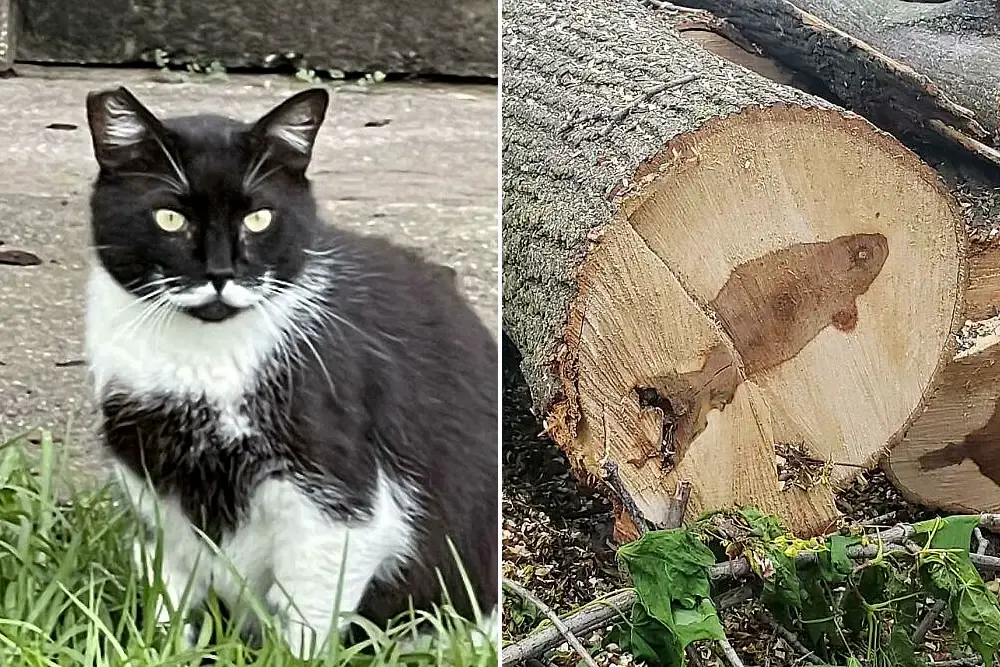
46,122,78,131
0,250,42,266
364,118,392,128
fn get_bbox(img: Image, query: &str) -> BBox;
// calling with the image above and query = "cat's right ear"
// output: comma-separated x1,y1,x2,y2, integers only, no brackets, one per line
85,87,169,172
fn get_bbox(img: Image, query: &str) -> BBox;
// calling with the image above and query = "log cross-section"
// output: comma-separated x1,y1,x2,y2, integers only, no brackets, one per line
502,0,966,537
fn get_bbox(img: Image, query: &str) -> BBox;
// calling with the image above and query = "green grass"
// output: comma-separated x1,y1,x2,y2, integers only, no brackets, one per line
0,432,497,666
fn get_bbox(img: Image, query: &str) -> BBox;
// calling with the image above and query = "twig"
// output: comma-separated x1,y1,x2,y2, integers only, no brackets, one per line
686,645,709,666
928,119,1000,168
755,610,825,664
601,461,648,537
975,527,989,555
560,74,700,138
971,552,1000,570
501,583,754,665
641,0,704,13
716,638,747,667
502,578,600,667
862,511,900,526
600,75,700,135
716,583,755,609
797,455,867,468
912,599,947,645
501,589,634,666
980,514,1000,533
664,480,692,529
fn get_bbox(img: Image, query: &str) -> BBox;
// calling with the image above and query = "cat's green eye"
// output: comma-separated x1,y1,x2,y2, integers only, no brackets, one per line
153,209,187,233
243,209,273,233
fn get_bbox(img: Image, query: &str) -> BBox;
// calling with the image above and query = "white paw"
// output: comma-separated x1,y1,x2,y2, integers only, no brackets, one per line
181,622,199,650
283,620,322,660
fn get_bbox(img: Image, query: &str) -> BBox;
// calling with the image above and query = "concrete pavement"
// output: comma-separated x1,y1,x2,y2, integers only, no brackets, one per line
0,68,498,484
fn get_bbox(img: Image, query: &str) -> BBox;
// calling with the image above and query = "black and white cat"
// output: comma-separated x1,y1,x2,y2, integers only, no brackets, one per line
82,86,498,657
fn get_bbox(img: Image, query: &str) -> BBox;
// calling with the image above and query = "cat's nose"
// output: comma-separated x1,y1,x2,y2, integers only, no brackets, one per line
206,269,233,294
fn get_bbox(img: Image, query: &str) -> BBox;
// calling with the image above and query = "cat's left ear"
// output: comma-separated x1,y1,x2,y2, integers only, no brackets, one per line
250,88,329,171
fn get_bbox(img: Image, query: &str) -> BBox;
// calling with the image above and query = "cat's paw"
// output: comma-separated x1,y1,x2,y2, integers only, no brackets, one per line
282,621,323,661
181,622,199,651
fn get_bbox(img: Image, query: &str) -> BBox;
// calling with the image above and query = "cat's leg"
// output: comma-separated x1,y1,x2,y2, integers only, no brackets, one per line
259,476,417,659
132,533,207,648
115,464,207,648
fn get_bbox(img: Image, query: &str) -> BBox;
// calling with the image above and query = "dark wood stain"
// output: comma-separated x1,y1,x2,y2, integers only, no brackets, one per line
713,233,888,375
918,399,1000,487
638,233,889,468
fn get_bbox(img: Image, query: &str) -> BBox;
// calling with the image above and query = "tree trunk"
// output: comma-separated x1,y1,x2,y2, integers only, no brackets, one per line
502,0,966,537
672,0,1000,163
886,246,1000,512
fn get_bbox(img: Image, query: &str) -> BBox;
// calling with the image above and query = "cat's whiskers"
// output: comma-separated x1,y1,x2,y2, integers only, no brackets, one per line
254,292,337,401
266,272,396,360
106,283,175,322
145,294,179,345
302,247,338,258
242,147,284,194
110,290,176,349
135,275,184,294
115,170,187,195
249,298,302,415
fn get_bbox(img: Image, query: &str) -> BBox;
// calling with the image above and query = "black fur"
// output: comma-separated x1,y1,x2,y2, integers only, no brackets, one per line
85,87,498,624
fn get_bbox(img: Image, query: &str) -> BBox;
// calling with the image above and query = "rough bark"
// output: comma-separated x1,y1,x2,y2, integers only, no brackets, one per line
886,245,1000,512
12,0,496,77
502,0,966,536
671,0,1000,161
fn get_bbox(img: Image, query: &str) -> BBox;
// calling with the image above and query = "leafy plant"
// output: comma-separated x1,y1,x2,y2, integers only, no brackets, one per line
612,508,1000,667
614,530,725,666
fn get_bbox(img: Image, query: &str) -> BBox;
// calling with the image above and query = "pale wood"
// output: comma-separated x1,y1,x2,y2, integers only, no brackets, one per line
503,0,966,537
886,245,1000,512
967,246,1000,322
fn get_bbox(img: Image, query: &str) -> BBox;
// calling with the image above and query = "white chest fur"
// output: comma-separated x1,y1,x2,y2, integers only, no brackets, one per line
86,265,421,657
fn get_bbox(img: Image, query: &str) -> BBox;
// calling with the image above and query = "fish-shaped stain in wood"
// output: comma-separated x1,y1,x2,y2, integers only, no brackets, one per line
918,398,1000,488
714,232,889,375
637,233,889,470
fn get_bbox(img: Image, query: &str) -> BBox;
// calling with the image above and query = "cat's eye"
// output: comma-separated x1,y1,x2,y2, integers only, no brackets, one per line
153,209,187,233
243,209,273,233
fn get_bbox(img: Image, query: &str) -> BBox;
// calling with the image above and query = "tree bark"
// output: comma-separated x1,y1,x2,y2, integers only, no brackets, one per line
502,0,966,536
886,245,1000,512
672,0,1000,162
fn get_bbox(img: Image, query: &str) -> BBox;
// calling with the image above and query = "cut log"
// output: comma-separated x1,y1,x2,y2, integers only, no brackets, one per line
671,0,1000,164
885,245,1000,512
502,0,967,537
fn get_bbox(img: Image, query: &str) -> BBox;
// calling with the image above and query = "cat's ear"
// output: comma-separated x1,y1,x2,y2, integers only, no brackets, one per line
86,87,171,172
250,88,329,170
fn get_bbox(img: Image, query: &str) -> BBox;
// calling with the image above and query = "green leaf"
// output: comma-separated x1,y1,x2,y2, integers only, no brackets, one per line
673,599,725,645
915,516,1000,667
827,534,857,579
914,515,980,551
617,529,726,666
739,507,787,540
618,602,685,667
